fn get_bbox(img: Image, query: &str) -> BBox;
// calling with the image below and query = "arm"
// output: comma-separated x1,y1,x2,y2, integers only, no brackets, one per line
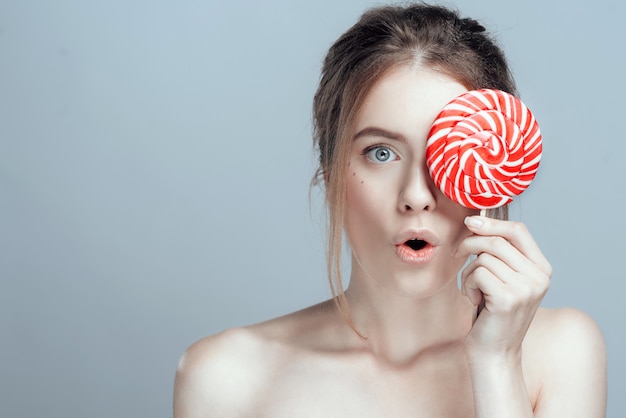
465,349,534,418
457,216,606,417
466,318,606,418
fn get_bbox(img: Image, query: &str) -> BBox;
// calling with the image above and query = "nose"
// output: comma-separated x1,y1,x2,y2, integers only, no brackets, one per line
398,163,437,213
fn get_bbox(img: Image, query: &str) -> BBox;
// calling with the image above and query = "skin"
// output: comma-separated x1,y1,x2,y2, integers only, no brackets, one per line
173,66,607,417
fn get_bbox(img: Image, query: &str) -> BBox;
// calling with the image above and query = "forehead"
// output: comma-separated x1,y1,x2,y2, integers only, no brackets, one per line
355,65,468,140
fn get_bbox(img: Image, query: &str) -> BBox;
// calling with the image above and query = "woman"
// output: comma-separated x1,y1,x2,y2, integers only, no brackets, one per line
174,4,607,417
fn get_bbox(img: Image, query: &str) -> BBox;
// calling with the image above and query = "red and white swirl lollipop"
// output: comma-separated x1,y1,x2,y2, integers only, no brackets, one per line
426,89,542,210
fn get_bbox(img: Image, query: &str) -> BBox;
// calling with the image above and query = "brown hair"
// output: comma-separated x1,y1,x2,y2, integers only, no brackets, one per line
312,3,514,329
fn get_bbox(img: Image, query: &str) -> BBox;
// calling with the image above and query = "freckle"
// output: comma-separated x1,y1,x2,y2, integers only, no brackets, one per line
361,181,364,184
352,172,356,176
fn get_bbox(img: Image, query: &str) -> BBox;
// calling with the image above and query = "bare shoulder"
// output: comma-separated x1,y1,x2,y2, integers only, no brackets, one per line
173,327,270,417
173,300,338,418
524,307,607,417
526,307,606,360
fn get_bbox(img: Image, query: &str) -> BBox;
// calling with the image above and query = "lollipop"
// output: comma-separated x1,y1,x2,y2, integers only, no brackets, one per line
426,89,542,209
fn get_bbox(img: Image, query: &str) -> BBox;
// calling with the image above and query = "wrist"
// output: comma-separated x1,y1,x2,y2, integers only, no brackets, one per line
464,347,533,418
464,344,522,369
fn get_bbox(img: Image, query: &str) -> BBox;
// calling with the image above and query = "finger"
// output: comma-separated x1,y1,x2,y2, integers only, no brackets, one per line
462,256,550,320
462,263,504,307
464,216,552,275
461,252,519,285
456,235,529,273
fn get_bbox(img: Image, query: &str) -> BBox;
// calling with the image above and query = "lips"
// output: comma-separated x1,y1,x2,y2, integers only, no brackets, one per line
393,228,439,264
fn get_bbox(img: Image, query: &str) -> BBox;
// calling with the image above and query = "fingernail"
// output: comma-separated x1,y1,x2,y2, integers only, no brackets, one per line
465,216,483,228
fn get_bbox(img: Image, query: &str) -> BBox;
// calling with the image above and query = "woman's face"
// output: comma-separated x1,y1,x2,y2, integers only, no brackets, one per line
345,65,479,297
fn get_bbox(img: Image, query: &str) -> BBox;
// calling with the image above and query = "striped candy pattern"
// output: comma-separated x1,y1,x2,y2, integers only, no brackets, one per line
426,89,542,209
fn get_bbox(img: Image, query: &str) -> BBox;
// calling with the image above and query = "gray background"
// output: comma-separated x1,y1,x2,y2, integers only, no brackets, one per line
1,0,623,417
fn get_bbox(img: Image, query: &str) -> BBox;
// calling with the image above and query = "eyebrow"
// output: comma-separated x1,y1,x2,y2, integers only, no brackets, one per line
352,126,408,143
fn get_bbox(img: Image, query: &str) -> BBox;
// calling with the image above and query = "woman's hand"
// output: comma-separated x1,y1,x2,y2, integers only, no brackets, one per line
456,215,552,358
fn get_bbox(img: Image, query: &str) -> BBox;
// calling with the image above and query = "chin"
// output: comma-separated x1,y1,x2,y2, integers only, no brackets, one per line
382,268,460,300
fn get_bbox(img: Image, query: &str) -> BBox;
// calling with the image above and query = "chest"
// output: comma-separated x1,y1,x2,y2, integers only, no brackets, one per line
257,352,476,417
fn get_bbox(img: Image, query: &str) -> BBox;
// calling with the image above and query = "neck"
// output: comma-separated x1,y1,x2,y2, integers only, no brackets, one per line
343,271,474,365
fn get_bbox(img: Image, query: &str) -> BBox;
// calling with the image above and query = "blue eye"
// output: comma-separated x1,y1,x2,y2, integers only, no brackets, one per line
365,146,397,163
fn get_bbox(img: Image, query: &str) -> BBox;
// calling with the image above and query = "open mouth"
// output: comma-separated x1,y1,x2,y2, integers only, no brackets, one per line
394,229,438,264
396,237,435,264
405,239,428,251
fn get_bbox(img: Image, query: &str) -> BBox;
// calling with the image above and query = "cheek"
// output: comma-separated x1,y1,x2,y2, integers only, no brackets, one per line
450,213,478,251
451,224,473,248
346,171,374,217
344,167,390,230
437,192,480,221
345,164,392,208
437,198,479,245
